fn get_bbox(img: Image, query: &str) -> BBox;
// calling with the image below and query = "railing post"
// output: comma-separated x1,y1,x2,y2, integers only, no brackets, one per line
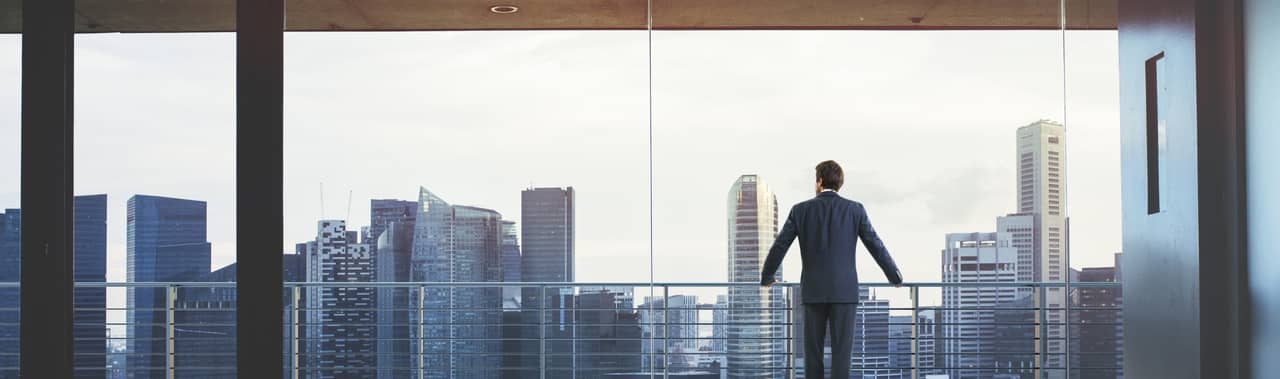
290,285,300,379
417,285,425,379
1038,285,1047,379
911,285,919,379
786,285,795,379
662,285,669,379
539,285,546,379
1064,283,1072,379
166,285,176,379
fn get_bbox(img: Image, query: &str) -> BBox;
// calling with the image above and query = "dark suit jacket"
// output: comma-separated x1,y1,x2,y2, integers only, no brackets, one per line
760,191,903,304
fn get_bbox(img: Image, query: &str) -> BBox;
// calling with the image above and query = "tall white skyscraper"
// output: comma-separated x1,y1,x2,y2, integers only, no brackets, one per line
726,175,786,379
1017,120,1071,377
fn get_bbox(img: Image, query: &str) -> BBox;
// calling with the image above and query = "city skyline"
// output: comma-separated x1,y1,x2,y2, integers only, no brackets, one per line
0,31,1123,293
0,30,1125,377
0,179,1122,377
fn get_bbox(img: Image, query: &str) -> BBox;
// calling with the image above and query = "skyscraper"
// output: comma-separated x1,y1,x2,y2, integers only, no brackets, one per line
519,187,575,378
575,287,642,376
520,187,574,283
127,195,211,377
916,308,942,376
163,254,304,378
173,262,237,378
0,208,19,375
501,220,522,301
1075,253,1123,379
300,220,376,379
369,199,417,249
712,295,728,354
639,294,699,371
73,195,108,377
1,196,109,377
851,289,895,378
375,219,415,379
369,198,418,379
411,187,505,379
726,175,786,379
941,232,1021,379
889,315,913,375
1016,120,1071,377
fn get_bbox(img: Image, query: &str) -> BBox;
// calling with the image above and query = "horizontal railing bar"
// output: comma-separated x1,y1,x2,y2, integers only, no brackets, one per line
40,281,1121,288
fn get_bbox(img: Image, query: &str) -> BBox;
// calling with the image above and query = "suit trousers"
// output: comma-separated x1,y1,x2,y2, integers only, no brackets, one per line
803,302,857,379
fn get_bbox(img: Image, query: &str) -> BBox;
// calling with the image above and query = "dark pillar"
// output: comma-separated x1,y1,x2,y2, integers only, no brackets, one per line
237,0,285,376
19,0,76,377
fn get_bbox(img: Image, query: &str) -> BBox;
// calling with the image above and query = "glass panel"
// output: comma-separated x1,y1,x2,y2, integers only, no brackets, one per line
0,31,19,376
1065,1,1124,376
282,7,650,377
74,30,237,377
651,1,1073,378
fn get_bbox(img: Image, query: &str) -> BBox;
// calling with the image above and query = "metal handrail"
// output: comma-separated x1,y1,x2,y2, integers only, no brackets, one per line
0,281,1122,288
1,281,1122,378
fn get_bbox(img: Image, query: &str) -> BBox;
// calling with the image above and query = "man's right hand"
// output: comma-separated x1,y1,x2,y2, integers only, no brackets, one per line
760,278,776,287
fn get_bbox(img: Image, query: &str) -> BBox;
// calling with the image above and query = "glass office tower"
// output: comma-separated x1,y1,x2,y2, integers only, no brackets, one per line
126,195,212,377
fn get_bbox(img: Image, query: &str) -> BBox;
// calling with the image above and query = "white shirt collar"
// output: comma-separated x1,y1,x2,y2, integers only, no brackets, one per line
821,189,836,193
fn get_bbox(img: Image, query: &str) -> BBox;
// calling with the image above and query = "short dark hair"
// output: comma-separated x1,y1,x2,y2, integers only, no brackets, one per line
815,160,843,191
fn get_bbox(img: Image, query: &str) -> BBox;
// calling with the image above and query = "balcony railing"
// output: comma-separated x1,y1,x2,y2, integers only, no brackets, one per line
0,281,1124,378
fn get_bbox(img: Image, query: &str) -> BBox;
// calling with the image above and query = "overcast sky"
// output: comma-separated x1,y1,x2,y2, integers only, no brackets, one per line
0,30,1120,318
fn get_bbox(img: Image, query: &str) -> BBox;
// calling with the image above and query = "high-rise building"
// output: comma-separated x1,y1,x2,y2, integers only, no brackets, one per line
165,254,304,378
889,315,913,375
916,308,942,376
1,196,110,377
369,199,417,249
997,213,1037,296
173,262,237,378
300,220,376,379
1074,253,1123,379
501,220,522,302
282,252,304,379
639,295,699,371
992,294,1037,378
1016,120,1071,377
499,220,523,378
726,175,786,379
369,198,418,379
127,195,212,377
519,187,575,378
73,195,108,377
941,232,1022,379
852,289,895,378
411,187,505,379
576,287,642,377
520,187,574,283
375,219,415,379
0,208,19,374
712,295,728,354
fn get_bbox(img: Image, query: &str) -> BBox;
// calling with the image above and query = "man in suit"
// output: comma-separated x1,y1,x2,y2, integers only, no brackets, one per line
760,160,904,379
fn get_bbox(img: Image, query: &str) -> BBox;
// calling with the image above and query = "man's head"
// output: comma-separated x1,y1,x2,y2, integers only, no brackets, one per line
815,160,843,193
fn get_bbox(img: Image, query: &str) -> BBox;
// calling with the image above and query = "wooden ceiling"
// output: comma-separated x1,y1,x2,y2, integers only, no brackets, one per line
0,0,1116,33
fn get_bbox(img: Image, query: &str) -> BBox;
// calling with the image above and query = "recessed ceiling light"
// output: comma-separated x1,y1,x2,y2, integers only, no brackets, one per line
490,5,519,14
